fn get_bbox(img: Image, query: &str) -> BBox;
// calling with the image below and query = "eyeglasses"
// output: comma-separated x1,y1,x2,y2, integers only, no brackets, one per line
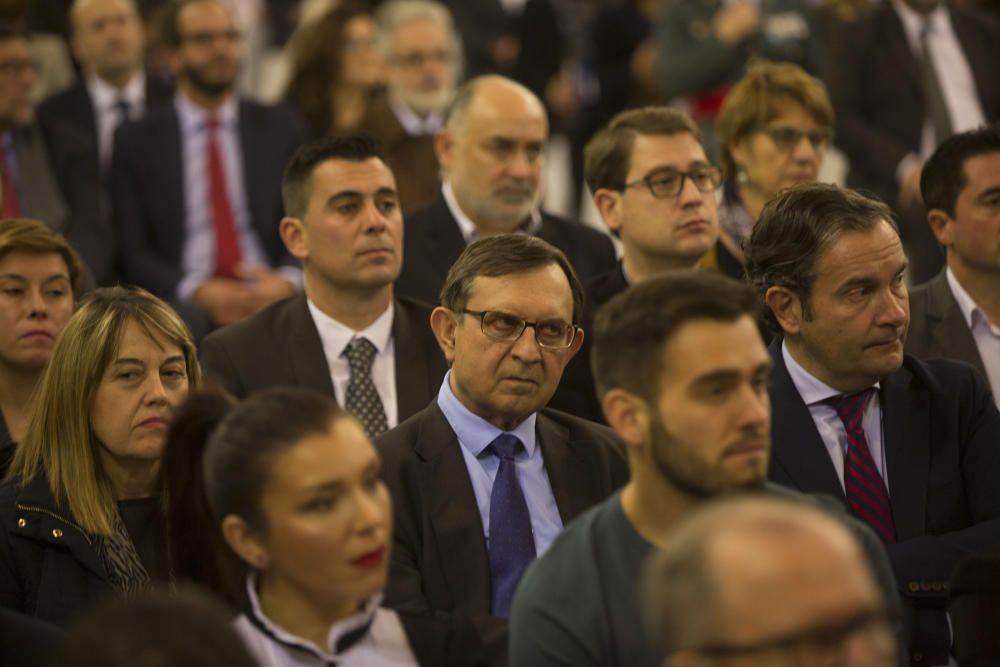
180,29,241,47
623,166,721,199
756,126,834,152
392,49,456,68
690,609,897,667
461,309,577,349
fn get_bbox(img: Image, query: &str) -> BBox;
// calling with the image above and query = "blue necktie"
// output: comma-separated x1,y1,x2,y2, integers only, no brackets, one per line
487,433,536,617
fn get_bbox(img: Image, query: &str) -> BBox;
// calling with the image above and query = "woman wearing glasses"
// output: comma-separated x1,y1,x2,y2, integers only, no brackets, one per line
713,60,835,276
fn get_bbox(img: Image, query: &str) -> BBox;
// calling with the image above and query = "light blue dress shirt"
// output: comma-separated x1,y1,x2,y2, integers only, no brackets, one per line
436,372,563,556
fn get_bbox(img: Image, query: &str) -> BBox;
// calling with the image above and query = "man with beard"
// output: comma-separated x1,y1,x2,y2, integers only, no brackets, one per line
745,183,1000,666
509,270,899,667
395,75,616,306
358,0,459,212
112,0,307,337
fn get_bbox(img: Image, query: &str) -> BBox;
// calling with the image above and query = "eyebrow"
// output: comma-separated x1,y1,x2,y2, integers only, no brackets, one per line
975,185,1000,200
0,273,69,281
690,362,772,386
110,355,185,366
301,459,381,494
327,186,398,203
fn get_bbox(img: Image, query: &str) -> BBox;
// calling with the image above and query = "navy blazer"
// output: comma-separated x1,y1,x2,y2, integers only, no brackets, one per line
111,99,307,300
767,340,1000,664
396,190,618,306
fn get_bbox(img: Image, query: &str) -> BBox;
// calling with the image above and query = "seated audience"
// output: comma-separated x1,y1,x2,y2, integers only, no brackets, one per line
949,548,1000,667
112,0,306,339
0,285,199,625
642,495,898,667
379,234,629,665
395,75,618,306
285,0,383,138
200,136,447,436
0,218,82,476
713,59,834,275
907,126,1000,404
167,387,485,666
509,271,898,667
745,183,1000,665
360,0,459,212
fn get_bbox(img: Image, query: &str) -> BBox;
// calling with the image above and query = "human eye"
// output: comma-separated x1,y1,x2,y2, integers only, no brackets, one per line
536,321,569,345
336,200,360,215
45,287,67,298
161,365,187,381
0,286,24,296
116,368,142,381
484,311,522,336
484,138,516,159
376,196,398,214
524,142,544,162
301,495,337,513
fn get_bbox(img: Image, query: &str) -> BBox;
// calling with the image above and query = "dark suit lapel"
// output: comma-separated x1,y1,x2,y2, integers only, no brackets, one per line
155,110,186,252
881,366,930,541
925,272,986,374
237,102,270,244
883,7,923,99
536,413,593,523
768,341,846,500
285,294,336,396
414,404,491,611
392,300,433,418
423,194,467,287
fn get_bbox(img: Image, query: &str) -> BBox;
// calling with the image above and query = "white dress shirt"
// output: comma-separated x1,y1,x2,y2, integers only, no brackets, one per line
782,342,889,493
307,298,399,428
86,73,145,168
946,268,1000,406
387,92,444,136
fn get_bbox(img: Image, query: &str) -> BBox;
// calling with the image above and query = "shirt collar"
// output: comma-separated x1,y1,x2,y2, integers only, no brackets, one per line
387,91,444,136
891,0,949,45
440,182,543,244
436,371,538,458
306,298,395,357
781,340,880,405
243,574,381,661
175,90,239,134
946,266,997,331
86,72,146,113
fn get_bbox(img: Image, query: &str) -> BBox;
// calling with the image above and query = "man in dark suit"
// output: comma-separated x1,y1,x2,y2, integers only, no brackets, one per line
378,234,628,665
200,135,447,435
112,0,306,337
827,0,1000,283
745,183,1000,666
907,126,1000,401
36,0,173,285
395,74,617,306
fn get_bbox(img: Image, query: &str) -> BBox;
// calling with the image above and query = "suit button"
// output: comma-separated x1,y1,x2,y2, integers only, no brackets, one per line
913,650,925,662
931,582,943,591
16,518,26,528
52,528,63,538
908,582,920,592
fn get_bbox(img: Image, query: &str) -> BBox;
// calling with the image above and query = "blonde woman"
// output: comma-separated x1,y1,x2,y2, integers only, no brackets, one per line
0,285,200,625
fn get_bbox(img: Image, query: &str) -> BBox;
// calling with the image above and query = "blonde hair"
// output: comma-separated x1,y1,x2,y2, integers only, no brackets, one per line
0,218,85,297
9,286,201,536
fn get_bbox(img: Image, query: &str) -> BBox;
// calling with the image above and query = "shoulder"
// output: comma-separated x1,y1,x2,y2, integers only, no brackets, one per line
376,402,441,459
539,408,621,447
402,194,451,230
36,82,87,120
540,213,614,247
205,294,302,349
394,296,436,323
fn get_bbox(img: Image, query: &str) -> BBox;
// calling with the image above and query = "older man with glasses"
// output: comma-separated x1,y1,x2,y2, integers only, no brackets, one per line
377,233,628,667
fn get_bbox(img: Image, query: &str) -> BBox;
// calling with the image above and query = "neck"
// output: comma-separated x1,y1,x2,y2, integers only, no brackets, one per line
622,248,701,284
0,362,44,441
949,260,1000,324
179,81,231,111
332,85,368,131
620,466,697,548
304,271,394,332
100,454,160,500
94,67,138,92
259,575,362,651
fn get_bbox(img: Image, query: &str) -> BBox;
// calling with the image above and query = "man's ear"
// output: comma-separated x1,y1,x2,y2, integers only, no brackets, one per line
765,286,803,335
563,327,584,362
222,515,270,571
435,128,454,171
602,387,650,454
926,209,955,248
593,188,624,235
280,216,308,260
430,307,458,363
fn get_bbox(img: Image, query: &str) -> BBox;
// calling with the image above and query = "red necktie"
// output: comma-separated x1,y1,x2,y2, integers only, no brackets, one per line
827,390,897,544
0,140,21,219
206,116,241,278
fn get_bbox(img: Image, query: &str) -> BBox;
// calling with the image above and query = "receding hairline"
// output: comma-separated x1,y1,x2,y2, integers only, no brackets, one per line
446,75,547,132
70,0,139,29
462,260,573,307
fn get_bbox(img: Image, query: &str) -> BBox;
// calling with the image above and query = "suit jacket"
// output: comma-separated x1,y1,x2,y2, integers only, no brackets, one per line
767,340,1000,664
111,98,307,301
827,6,1000,200
376,401,629,664
357,93,440,213
8,124,68,236
396,191,618,306
906,269,988,381
36,76,174,285
199,292,447,422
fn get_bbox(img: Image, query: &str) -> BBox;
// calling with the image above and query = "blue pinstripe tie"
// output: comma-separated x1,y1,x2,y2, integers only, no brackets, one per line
487,433,536,617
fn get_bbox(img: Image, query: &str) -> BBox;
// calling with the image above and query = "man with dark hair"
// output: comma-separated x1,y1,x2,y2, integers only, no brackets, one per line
378,234,628,666
395,74,617,306
745,182,1000,666
907,126,1000,403
510,269,899,667
200,135,447,435
112,0,307,337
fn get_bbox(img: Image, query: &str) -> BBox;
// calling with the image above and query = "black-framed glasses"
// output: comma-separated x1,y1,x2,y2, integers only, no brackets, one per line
756,126,834,152
623,166,721,199
690,609,897,666
461,309,577,349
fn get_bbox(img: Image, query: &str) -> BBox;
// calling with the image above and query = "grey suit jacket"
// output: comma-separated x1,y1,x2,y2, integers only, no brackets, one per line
10,125,67,235
906,269,987,380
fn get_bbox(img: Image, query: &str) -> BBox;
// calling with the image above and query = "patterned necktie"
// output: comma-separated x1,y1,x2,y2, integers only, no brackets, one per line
342,337,388,438
487,433,536,617
113,98,132,126
827,389,897,544
205,115,242,278
918,19,953,145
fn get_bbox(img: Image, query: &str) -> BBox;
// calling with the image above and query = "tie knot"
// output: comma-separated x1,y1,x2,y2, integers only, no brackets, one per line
826,389,875,429
113,98,131,119
343,337,377,372
205,114,221,131
488,433,524,461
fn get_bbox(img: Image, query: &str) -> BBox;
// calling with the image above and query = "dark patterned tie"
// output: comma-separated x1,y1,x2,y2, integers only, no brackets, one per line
113,98,132,125
487,433,536,617
342,337,388,438
827,390,897,544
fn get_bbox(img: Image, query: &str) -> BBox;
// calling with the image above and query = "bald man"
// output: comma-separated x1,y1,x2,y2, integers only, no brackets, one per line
395,74,616,306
